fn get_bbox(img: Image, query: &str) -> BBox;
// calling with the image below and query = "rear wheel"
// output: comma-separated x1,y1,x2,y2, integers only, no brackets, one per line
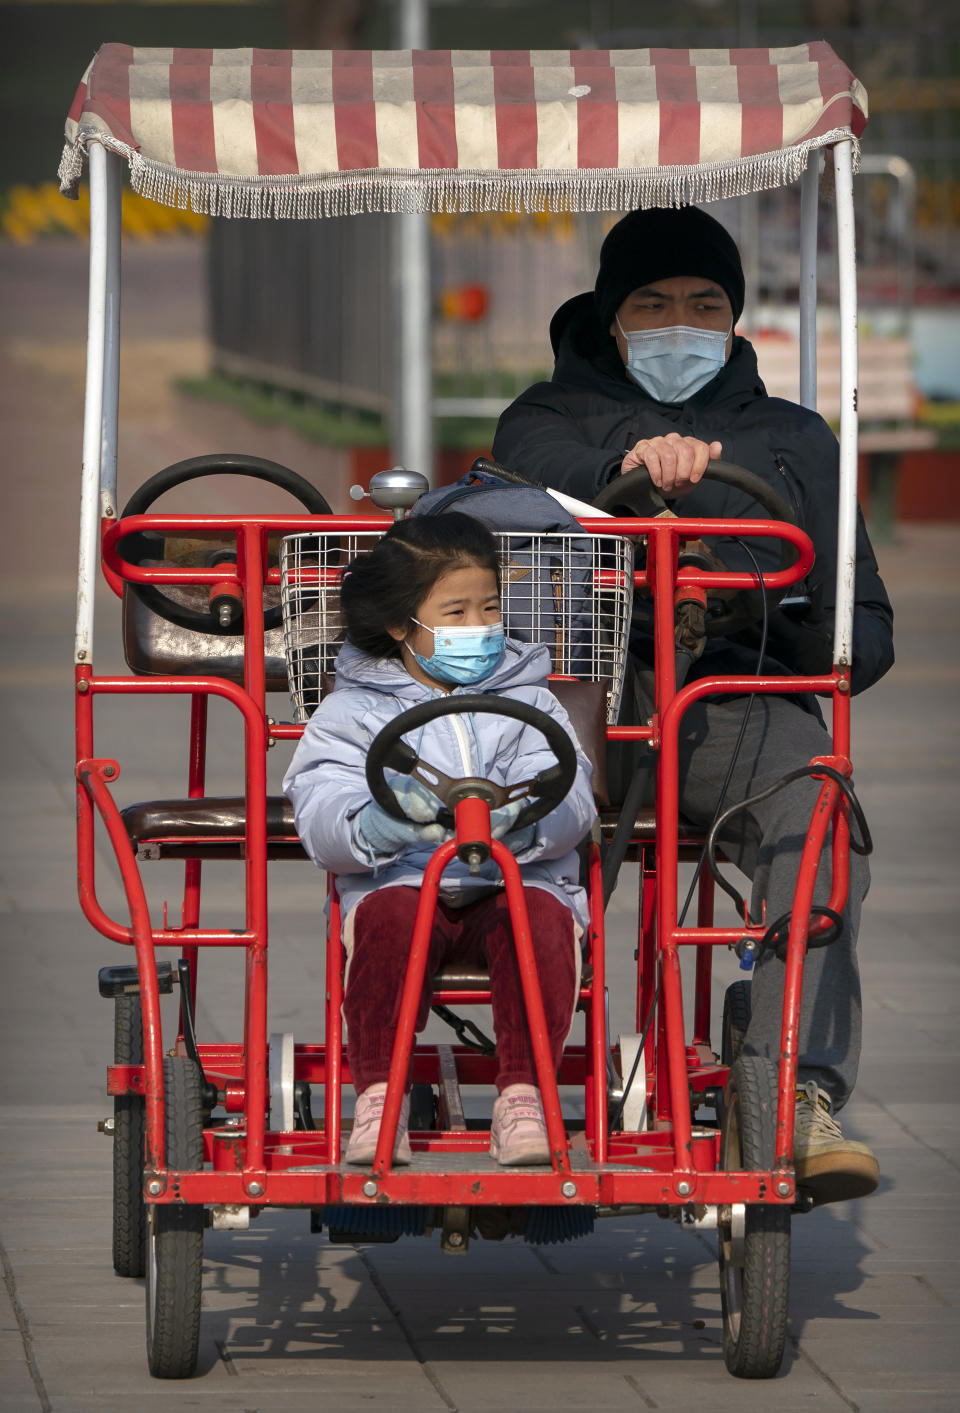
721,980,752,1068
718,1056,790,1378
112,994,146,1278
146,1056,205,1379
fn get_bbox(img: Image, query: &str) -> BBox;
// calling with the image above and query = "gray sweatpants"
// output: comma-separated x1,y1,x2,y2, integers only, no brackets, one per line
674,695,868,1111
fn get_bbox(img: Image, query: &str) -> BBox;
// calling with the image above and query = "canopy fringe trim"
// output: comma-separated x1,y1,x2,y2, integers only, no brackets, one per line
59,128,859,217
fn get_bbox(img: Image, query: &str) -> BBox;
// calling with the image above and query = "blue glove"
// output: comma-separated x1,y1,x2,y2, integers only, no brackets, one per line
490,798,537,855
390,775,444,823
490,798,525,838
353,798,447,858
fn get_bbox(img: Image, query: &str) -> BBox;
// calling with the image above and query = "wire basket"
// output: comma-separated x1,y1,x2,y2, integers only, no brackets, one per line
280,529,633,723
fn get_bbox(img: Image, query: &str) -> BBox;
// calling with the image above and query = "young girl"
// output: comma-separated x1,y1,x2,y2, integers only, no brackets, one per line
283,513,596,1166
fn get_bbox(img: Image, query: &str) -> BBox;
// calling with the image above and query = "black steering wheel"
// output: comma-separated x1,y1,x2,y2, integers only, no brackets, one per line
118,454,332,634
365,695,578,834
592,458,798,637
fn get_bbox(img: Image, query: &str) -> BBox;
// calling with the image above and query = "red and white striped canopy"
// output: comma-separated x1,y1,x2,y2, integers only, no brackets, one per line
60,43,867,217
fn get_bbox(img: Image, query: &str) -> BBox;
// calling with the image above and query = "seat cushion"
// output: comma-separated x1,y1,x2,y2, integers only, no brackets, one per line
121,795,296,842
597,807,708,840
432,960,594,991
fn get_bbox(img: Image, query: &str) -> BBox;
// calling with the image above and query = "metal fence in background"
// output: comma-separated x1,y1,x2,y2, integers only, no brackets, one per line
208,210,612,424
209,213,392,415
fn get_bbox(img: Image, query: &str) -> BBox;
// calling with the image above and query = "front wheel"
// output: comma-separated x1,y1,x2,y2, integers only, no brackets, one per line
721,979,752,1069
718,1056,790,1378
146,1056,205,1379
112,994,146,1278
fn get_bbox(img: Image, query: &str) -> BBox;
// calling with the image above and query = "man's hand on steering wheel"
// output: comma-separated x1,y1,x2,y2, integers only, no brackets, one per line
594,454,800,638
621,434,723,497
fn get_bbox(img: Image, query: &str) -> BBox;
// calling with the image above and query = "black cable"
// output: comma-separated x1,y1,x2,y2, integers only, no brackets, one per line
703,761,872,924
430,1003,496,1055
758,905,845,961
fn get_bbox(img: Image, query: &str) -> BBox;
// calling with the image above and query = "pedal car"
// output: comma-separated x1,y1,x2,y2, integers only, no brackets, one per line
62,42,871,1379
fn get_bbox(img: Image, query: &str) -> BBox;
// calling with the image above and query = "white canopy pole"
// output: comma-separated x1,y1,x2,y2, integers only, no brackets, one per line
832,139,859,670
76,142,121,665
392,0,434,484
100,150,123,521
798,150,819,411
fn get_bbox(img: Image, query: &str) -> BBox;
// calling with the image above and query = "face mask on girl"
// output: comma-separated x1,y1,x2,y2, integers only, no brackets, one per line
615,316,731,403
407,619,506,686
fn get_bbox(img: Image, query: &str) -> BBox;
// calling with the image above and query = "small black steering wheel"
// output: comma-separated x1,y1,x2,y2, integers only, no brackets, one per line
592,458,798,637
118,454,332,634
365,695,578,834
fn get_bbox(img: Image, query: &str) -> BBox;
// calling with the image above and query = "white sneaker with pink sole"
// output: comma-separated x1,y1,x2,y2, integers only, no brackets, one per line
345,1082,412,1166
490,1085,551,1166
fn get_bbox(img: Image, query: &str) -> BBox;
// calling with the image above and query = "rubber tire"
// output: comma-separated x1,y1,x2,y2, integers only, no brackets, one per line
112,995,147,1278
718,1056,791,1379
721,980,753,1069
145,1057,205,1379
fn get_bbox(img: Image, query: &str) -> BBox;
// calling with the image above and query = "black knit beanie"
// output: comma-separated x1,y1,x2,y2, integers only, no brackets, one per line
594,206,745,330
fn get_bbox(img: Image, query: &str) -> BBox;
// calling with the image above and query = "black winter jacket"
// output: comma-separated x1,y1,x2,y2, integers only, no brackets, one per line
492,292,894,698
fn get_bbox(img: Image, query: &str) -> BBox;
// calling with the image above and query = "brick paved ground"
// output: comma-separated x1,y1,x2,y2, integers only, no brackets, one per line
1,241,958,1412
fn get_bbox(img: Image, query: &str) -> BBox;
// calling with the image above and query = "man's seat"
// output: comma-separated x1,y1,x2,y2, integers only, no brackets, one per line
597,806,711,861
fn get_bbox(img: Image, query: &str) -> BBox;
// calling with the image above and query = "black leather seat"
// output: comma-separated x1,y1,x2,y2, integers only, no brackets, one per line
121,678,615,862
121,795,305,859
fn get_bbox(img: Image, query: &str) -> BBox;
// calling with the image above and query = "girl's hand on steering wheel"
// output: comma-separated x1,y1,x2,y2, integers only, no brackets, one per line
621,434,722,497
353,799,449,858
490,799,537,854
490,798,525,837
390,775,444,823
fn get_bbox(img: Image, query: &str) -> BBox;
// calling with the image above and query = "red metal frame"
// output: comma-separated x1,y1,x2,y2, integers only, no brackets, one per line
82,507,850,1214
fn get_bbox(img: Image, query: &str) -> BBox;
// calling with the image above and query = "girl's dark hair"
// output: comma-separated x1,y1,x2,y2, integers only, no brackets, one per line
340,512,501,658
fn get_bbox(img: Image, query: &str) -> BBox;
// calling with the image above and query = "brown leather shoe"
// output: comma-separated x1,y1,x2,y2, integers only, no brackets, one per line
793,1081,879,1205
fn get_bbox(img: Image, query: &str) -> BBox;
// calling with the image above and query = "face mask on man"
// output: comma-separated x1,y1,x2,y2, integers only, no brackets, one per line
408,619,506,686
615,316,731,403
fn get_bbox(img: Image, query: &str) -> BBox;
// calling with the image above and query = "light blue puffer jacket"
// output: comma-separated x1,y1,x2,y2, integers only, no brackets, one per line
282,637,596,928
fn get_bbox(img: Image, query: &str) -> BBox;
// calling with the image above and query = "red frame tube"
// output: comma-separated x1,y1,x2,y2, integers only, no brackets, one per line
77,751,167,1171
692,869,715,1047
80,506,841,1205
371,796,573,1178
774,773,845,1168
76,668,270,1181
585,841,608,1161
325,881,344,1164
498,840,572,1173
372,837,455,1177
76,673,266,946
178,693,208,1031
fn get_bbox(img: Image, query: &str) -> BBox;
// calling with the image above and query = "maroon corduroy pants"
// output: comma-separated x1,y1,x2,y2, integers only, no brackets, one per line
344,886,578,1095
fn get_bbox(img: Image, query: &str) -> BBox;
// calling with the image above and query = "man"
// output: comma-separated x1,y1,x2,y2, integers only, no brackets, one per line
493,205,894,1204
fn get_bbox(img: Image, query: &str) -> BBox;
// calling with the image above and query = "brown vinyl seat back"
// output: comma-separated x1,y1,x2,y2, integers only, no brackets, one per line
122,544,290,690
